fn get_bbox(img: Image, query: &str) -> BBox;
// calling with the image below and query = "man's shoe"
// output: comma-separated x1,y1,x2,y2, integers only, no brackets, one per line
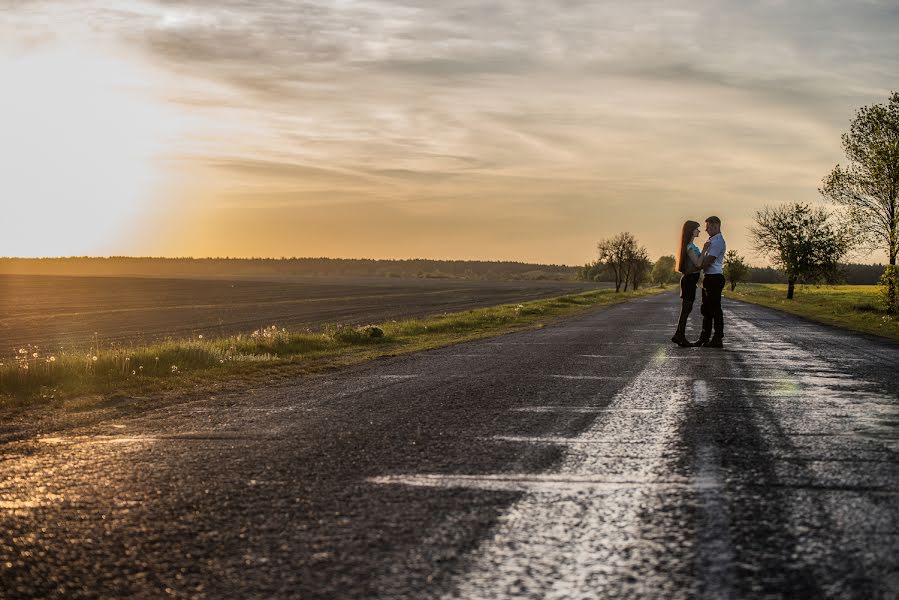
702,339,723,348
691,338,709,347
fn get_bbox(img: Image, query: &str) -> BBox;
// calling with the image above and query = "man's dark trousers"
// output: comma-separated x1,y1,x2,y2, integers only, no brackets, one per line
699,273,726,342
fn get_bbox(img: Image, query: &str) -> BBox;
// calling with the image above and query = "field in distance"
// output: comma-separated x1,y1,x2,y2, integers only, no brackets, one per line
1,274,609,352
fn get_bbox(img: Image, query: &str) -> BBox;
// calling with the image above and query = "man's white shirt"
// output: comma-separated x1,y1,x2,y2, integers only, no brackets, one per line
704,233,726,275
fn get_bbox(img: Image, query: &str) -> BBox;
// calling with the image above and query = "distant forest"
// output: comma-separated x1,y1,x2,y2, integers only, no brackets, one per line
583,261,887,285
745,263,887,285
0,257,581,281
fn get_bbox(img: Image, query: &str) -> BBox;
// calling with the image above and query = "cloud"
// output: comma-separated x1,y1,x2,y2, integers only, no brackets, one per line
3,0,897,262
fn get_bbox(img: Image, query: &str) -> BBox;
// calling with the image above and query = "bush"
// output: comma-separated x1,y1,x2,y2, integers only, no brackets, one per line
325,324,386,343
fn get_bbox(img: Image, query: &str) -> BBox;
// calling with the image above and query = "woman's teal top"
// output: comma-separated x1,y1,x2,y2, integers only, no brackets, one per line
685,242,701,274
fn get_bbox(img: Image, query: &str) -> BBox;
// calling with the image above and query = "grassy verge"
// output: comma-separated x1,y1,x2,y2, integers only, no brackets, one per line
1,286,666,406
725,283,899,341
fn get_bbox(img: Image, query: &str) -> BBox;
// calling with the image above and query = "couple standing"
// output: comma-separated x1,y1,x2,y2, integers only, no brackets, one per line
671,216,726,348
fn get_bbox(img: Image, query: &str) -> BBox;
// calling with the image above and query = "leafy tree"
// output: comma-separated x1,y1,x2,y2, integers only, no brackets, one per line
820,92,899,312
651,255,677,287
750,203,848,299
722,250,749,291
578,260,613,282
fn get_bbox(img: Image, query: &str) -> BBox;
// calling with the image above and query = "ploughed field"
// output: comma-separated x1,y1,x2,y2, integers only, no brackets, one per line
0,274,605,352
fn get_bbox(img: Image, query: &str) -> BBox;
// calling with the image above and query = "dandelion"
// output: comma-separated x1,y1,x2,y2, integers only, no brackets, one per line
171,365,178,373
18,349,26,355
219,359,225,364
271,325,277,330
32,352,39,358
92,356,98,361
131,370,136,376
198,334,204,339
49,356,56,362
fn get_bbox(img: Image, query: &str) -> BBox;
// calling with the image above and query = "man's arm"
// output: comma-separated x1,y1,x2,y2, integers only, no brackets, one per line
700,238,724,269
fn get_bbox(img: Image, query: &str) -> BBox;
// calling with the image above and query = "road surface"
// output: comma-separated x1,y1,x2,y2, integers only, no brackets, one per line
1,293,897,598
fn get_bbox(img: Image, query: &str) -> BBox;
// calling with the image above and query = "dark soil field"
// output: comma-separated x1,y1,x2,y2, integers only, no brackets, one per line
1,274,606,353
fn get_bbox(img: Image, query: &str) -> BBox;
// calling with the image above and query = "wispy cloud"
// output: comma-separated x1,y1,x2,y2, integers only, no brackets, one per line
3,0,897,261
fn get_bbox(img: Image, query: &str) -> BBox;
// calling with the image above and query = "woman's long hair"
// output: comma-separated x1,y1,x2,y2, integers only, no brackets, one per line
676,220,701,274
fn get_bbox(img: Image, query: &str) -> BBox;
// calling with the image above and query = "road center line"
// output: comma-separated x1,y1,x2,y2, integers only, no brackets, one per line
690,378,736,597
512,407,654,413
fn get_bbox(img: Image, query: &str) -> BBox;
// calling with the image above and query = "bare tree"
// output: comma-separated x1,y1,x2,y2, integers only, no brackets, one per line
627,247,652,291
750,203,848,299
597,232,643,292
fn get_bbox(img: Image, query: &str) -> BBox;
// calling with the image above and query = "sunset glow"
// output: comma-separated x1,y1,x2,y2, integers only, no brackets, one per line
0,39,186,256
2,1,896,263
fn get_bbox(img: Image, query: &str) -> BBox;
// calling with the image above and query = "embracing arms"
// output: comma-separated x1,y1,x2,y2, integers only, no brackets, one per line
699,240,718,270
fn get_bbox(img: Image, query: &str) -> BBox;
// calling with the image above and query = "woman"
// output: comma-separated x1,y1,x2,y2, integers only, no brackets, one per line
671,220,703,347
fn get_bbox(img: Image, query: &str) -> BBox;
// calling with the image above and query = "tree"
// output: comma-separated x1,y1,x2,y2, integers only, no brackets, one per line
650,255,677,287
750,203,848,299
578,260,614,282
722,250,749,291
820,92,899,312
597,232,641,292
627,248,652,291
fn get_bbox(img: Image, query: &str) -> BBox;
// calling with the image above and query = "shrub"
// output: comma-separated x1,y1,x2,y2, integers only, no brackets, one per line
325,324,386,343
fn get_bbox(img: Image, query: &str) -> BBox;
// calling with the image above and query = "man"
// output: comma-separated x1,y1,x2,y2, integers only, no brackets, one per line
695,216,726,348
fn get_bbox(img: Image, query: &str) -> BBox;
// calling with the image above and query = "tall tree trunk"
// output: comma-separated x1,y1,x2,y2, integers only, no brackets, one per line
787,277,796,300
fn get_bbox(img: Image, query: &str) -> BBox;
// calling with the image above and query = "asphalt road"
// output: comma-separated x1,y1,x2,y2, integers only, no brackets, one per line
1,293,897,598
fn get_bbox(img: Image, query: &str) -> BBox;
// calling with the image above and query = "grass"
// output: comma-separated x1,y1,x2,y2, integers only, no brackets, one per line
725,283,899,341
0,286,666,407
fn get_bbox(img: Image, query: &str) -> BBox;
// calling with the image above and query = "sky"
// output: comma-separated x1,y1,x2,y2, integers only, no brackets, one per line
1,0,896,265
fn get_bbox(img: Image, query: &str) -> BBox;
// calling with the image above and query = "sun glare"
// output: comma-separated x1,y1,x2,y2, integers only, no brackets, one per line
0,41,180,257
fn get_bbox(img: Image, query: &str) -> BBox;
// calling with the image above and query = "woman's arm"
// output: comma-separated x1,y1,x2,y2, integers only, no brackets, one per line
687,247,703,268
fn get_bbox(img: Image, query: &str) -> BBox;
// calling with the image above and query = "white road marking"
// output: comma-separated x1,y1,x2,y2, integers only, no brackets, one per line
693,379,708,404
370,473,714,492
550,375,632,380
492,436,669,445
512,407,654,413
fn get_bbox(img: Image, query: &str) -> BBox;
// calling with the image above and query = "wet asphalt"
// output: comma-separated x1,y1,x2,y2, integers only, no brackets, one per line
1,292,898,599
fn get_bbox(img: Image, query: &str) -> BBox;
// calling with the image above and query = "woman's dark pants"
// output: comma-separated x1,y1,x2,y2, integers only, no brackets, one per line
675,273,700,338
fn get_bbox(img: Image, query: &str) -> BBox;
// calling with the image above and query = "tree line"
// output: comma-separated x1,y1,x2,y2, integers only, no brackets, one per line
0,257,580,281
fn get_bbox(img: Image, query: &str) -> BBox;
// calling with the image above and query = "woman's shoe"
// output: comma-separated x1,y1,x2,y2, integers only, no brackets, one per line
671,334,690,347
